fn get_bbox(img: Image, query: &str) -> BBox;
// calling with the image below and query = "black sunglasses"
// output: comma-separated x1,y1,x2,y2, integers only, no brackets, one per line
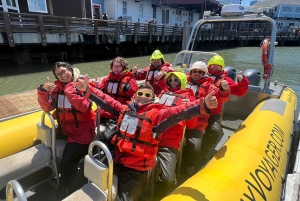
192,70,205,74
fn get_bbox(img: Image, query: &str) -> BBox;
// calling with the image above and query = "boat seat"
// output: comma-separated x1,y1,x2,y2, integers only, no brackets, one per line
63,141,118,201
63,175,118,201
0,144,51,189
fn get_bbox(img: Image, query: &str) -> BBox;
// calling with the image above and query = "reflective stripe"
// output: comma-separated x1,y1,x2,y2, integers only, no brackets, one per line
187,84,198,94
107,82,119,94
147,70,159,80
120,114,138,135
57,94,72,109
159,94,175,106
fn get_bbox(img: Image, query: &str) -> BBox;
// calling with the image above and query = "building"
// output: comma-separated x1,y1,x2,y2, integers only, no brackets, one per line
252,0,300,33
0,0,93,18
102,0,219,26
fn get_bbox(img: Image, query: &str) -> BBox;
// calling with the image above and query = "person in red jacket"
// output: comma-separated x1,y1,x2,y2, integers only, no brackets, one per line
37,62,96,199
131,49,173,96
183,61,231,175
202,55,249,159
93,57,138,150
156,71,196,189
76,77,218,201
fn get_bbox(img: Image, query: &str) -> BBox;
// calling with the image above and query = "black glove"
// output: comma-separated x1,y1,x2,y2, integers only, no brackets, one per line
122,83,130,92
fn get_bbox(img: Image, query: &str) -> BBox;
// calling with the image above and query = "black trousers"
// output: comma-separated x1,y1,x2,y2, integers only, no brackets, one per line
156,147,178,188
56,142,89,200
202,114,222,155
115,164,150,201
183,129,204,167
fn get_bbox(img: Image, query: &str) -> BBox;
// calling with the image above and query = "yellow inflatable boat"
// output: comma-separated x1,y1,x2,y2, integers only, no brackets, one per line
1,5,300,201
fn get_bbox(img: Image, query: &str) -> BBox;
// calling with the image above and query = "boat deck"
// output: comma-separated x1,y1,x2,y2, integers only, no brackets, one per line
0,90,40,121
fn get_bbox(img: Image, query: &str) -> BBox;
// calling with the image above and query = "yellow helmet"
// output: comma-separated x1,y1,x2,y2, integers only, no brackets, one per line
150,50,165,62
208,55,225,70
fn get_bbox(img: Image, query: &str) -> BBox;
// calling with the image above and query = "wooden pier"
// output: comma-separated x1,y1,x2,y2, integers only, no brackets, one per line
0,11,299,64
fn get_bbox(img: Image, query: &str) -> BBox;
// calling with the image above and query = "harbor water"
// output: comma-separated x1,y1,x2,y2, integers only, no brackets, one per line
0,46,300,114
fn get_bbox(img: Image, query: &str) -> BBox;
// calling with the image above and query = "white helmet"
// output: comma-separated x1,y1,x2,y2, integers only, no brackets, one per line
189,61,208,74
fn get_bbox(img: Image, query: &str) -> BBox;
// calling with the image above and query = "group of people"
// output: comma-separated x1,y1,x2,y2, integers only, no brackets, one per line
94,12,108,20
37,49,249,201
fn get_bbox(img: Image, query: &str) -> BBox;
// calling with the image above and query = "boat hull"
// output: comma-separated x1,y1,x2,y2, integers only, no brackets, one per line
162,87,297,201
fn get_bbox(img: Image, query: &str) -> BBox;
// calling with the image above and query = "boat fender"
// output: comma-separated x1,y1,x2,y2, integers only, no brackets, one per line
243,69,261,86
224,66,236,82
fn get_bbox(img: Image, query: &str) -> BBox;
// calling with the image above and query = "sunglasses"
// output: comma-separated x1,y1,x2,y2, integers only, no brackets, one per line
136,91,153,98
168,78,179,83
192,70,205,74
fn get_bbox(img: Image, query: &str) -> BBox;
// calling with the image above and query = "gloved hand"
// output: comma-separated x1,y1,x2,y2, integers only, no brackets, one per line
123,83,130,92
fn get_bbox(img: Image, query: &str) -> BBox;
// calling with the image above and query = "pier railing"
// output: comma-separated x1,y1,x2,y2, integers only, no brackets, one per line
0,11,183,47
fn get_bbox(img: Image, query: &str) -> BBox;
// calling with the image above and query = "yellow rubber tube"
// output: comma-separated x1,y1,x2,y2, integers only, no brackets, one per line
162,87,297,201
0,111,43,159
0,103,98,159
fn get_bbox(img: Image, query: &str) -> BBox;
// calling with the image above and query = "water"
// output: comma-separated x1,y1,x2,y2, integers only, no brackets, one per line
0,46,300,114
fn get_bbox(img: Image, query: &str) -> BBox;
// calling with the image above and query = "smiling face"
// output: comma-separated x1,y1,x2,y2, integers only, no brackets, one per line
55,67,73,83
167,74,180,88
151,59,162,68
112,61,123,74
133,88,154,106
209,64,222,73
190,69,205,81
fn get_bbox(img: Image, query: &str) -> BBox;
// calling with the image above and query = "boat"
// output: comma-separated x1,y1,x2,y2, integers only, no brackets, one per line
0,4,299,201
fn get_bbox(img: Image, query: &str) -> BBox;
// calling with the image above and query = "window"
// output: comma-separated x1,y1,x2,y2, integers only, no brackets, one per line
295,7,300,13
175,10,182,21
188,12,193,22
162,10,169,24
274,7,277,12
27,0,47,13
123,1,127,15
153,6,156,19
282,6,293,13
276,22,283,30
6,0,16,7
139,4,143,18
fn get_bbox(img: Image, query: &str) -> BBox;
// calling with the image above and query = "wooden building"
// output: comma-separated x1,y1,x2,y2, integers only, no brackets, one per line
0,0,92,18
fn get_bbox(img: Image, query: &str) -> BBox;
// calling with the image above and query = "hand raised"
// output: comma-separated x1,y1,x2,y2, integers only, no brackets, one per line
93,76,99,86
132,64,138,74
204,90,218,109
155,68,166,80
219,77,229,91
43,77,55,91
76,74,89,92
237,71,244,82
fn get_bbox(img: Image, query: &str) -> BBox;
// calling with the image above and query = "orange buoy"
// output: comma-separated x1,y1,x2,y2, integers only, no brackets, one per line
261,38,269,64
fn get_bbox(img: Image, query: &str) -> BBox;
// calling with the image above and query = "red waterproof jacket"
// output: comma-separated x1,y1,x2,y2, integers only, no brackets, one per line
157,89,196,149
83,86,209,171
185,75,230,131
133,62,173,96
209,70,249,115
97,71,138,119
37,81,96,144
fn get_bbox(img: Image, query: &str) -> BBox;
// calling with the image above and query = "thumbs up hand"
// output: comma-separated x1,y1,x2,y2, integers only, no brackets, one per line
237,71,244,82
132,64,139,74
76,74,89,92
93,76,99,86
204,90,218,109
219,76,229,91
43,77,55,91
155,68,166,81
